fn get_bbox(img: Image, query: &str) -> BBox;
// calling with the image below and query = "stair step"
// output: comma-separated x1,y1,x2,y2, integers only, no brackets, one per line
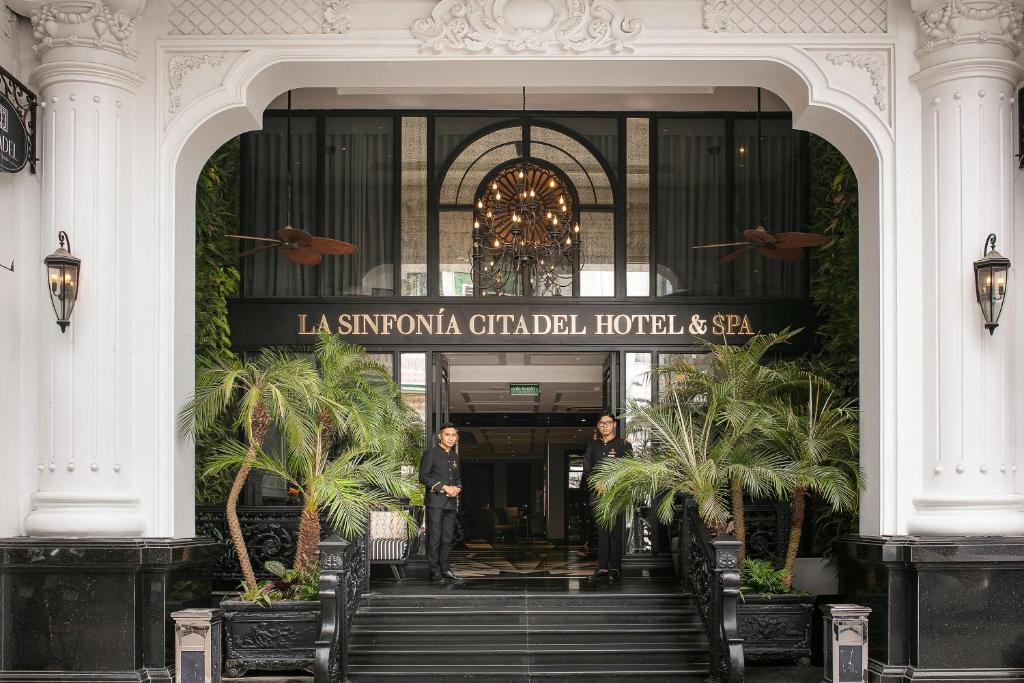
350,625,706,646
349,646,708,667
357,607,700,627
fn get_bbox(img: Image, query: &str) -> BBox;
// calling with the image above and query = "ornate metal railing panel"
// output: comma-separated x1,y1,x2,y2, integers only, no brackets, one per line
314,529,368,683
679,499,744,682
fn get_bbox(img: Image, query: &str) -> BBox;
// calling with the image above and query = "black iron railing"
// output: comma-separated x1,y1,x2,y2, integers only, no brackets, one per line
314,530,369,683
679,499,744,682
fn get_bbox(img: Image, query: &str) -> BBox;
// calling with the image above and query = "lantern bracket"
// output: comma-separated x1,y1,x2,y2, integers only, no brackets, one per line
984,233,997,256
0,260,11,273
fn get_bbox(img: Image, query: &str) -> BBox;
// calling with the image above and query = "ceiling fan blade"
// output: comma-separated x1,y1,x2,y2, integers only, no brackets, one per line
310,236,358,255
743,226,777,244
760,247,804,261
720,246,752,263
238,243,280,259
692,241,751,250
770,231,831,249
278,226,314,247
225,234,282,243
284,247,323,266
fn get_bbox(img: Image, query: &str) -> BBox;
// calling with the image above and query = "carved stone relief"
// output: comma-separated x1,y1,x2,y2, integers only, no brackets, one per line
411,0,643,54
29,1,145,59
826,52,889,112
915,0,1023,55
167,0,352,35
703,0,887,33
168,53,225,114
1,6,15,45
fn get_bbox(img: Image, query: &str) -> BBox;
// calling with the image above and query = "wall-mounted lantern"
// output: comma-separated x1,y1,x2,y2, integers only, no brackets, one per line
974,234,1011,335
43,231,80,333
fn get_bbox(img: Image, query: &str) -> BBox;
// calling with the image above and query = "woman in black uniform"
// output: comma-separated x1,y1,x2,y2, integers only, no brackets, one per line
582,412,633,581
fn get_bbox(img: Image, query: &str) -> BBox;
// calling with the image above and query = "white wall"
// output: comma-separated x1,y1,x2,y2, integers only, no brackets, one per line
0,11,40,537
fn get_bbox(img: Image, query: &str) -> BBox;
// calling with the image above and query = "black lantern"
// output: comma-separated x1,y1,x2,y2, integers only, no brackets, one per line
43,231,80,333
974,234,1011,335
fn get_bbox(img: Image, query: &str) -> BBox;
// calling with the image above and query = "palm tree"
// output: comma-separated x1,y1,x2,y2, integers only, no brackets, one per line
205,334,419,576
178,350,321,590
656,331,811,563
763,384,860,589
591,388,791,539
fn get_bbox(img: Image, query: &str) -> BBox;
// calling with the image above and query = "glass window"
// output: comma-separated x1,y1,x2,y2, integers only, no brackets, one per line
400,353,426,426
367,352,394,377
323,117,395,296
580,211,614,296
439,210,474,296
626,118,650,296
543,117,619,178
439,126,522,205
732,118,806,298
625,352,652,403
401,118,427,296
655,118,729,297
530,126,613,205
435,117,516,177
242,115,319,297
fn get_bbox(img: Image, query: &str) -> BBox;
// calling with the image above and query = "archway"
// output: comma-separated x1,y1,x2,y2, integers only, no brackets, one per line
161,54,893,538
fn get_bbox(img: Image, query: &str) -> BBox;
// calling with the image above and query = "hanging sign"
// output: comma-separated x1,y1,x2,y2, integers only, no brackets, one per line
0,91,29,173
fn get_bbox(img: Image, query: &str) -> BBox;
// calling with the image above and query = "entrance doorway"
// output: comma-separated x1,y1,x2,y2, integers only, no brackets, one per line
431,351,616,577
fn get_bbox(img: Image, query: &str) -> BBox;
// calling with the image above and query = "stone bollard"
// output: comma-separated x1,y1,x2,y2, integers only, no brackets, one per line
172,608,223,683
821,604,871,683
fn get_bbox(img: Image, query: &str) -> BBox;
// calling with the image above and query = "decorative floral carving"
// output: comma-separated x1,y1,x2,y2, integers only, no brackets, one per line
321,553,344,570
1,7,16,45
916,0,1023,54
825,52,889,112
411,0,643,54
703,0,887,33
30,1,144,58
168,53,225,114
321,0,352,34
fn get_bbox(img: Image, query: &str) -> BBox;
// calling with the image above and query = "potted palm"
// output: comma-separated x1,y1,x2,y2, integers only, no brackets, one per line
180,334,417,677
735,382,861,666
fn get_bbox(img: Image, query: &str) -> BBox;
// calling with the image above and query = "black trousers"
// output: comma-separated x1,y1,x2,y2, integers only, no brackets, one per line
426,506,457,577
596,513,625,571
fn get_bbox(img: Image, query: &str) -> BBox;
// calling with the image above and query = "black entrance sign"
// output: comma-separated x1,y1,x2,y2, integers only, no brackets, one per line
229,300,816,348
0,91,28,173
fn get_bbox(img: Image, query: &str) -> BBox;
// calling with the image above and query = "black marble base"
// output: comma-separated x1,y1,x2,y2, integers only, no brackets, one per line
0,537,219,682
840,535,1024,683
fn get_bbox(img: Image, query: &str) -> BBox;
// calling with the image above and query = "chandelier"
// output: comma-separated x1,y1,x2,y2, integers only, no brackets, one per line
470,89,582,295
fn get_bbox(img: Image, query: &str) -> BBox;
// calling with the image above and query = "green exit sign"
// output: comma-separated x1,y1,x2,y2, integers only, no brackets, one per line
510,383,540,396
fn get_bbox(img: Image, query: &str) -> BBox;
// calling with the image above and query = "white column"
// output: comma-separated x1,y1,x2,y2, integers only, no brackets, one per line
908,0,1024,534
11,0,148,537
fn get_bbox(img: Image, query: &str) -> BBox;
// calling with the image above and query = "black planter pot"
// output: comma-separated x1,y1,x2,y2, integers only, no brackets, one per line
737,593,814,666
220,598,320,677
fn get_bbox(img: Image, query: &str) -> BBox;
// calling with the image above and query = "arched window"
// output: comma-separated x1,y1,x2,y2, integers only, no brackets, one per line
436,121,616,297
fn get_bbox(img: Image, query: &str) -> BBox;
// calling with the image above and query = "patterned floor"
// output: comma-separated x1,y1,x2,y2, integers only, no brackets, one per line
449,542,597,578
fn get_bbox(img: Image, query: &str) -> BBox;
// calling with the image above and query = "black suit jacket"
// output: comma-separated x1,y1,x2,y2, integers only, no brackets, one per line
582,436,633,504
418,445,462,510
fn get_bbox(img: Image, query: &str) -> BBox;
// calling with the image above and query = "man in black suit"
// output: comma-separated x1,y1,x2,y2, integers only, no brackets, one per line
418,422,463,583
582,412,633,581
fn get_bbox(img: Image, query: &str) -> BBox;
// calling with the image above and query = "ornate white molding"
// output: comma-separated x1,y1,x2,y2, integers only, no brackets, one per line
168,0,351,35
703,0,887,33
321,0,351,34
29,1,144,59
168,53,224,114
915,0,1023,55
411,0,643,54
826,52,888,112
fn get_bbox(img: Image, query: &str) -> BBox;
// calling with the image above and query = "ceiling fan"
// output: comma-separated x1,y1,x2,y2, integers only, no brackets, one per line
226,91,357,266
694,88,829,263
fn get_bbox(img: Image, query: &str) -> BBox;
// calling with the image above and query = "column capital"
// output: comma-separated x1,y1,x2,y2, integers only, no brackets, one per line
914,0,1024,68
5,0,146,67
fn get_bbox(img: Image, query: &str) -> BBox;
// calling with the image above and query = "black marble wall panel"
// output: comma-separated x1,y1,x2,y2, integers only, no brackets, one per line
0,538,218,682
